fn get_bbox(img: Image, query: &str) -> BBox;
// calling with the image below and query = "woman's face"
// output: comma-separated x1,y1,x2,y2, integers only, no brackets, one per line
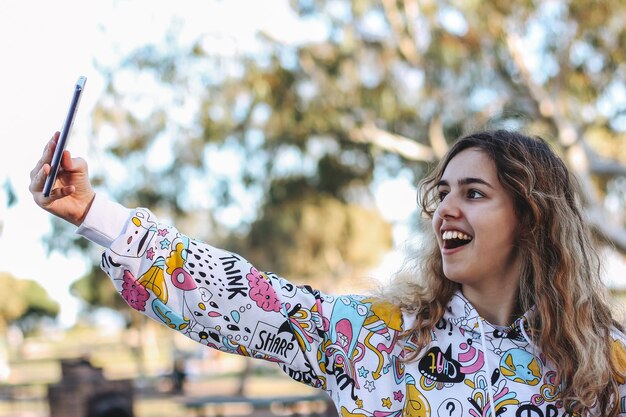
432,148,522,293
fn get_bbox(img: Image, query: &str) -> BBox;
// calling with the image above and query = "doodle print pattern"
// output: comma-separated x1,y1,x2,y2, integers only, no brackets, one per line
121,270,149,311
247,267,281,312
93,208,626,417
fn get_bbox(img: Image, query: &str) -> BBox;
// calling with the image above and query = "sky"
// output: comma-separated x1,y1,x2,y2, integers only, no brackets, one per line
1,0,624,328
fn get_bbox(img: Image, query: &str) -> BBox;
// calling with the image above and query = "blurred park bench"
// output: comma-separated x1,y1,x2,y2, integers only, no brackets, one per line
0,381,45,401
182,393,337,417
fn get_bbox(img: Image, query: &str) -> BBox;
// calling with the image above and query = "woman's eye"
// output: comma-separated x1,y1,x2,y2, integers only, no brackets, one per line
468,189,484,199
437,191,448,202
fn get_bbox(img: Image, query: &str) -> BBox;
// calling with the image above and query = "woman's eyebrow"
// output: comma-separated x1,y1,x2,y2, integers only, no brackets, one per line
436,177,494,189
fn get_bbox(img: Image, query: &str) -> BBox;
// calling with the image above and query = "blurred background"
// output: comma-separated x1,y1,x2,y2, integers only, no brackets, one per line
1,0,625,416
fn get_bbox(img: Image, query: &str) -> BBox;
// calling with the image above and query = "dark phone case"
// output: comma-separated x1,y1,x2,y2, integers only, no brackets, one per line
43,76,87,197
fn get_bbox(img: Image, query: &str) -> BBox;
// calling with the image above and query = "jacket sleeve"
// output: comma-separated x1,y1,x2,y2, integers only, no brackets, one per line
75,195,378,393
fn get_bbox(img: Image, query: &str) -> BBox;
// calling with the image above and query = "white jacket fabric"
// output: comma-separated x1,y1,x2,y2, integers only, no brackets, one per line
77,194,626,417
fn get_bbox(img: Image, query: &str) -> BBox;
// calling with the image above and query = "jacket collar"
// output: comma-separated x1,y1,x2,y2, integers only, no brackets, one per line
444,290,533,345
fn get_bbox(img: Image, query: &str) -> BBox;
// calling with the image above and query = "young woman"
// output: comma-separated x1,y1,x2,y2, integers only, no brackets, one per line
30,129,626,416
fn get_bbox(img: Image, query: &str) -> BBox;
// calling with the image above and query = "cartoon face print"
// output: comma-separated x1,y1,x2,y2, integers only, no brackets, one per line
329,296,369,357
247,267,281,312
499,348,542,386
112,209,157,258
120,270,150,311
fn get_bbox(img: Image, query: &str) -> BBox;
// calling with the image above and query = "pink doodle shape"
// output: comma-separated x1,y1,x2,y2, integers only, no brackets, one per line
393,390,404,402
246,267,281,312
121,270,150,311
171,267,197,291
458,342,485,374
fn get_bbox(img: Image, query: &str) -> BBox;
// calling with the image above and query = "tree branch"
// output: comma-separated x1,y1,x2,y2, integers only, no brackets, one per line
584,139,626,176
428,115,449,159
505,31,626,256
349,122,435,162
380,0,421,67
590,159,626,176
585,207,626,253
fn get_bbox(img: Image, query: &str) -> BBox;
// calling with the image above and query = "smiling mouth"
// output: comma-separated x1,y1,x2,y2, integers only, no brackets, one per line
442,230,473,250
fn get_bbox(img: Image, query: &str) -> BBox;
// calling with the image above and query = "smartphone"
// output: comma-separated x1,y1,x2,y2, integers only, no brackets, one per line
43,76,87,197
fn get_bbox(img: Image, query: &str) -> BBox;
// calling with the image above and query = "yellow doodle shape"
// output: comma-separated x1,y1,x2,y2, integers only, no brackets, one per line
364,332,385,380
340,407,368,417
527,357,542,384
165,241,186,274
361,299,403,380
611,338,626,385
365,299,403,331
381,397,392,409
403,381,430,417
138,259,168,303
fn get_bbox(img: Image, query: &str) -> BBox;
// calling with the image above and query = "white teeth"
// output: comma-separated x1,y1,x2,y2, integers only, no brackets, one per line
442,230,472,241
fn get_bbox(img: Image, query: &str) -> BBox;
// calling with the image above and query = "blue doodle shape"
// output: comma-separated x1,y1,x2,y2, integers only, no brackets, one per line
231,310,240,323
153,298,189,330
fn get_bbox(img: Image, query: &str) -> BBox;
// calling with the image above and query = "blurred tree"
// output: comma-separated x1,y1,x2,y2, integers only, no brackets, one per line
0,272,59,334
0,178,17,236
54,0,626,324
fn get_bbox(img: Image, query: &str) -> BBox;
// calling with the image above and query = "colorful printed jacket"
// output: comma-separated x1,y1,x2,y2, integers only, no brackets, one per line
77,195,626,417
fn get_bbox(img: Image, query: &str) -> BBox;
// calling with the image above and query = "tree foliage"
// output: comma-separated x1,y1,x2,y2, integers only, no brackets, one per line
0,272,59,333
0,178,17,237
62,0,626,312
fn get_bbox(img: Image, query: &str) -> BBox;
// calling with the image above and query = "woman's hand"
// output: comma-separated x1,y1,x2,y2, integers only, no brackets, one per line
29,132,96,226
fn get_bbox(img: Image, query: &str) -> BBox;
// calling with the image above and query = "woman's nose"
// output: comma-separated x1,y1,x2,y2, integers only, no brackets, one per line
435,194,461,219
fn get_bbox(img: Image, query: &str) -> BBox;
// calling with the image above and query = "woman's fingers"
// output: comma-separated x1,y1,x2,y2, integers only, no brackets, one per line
46,184,76,201
29,164,48,194
30,132,58,180
60,149,76,171
29,132,96,226
30,145,81,200
43,132,59,156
